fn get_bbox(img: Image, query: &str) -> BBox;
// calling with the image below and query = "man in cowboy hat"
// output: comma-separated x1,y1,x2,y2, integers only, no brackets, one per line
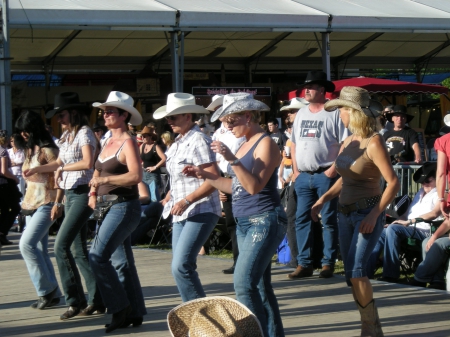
383,105,421,163
288,70,349,279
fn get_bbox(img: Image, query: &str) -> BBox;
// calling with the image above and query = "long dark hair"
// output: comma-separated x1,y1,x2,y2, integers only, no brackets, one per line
59,107,90,145
14,110,58,157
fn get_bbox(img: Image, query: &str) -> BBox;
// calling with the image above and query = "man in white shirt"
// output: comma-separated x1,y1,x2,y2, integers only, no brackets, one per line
367,162,442,282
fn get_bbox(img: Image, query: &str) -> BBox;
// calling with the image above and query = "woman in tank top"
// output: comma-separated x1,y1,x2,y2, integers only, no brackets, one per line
183,93,287,337
311,87,399,337
87,91,147,333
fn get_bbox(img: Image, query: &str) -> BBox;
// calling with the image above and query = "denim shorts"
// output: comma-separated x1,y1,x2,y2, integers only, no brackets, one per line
338,206,385,285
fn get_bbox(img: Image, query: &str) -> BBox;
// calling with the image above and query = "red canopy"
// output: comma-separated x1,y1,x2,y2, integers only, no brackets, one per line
287,76,449,100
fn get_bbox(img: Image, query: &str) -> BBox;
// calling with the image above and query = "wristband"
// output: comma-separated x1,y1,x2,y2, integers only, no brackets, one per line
54,202,63,208
88,191,97,197
184,198,191,206
229,158,240,166
438,197,445,202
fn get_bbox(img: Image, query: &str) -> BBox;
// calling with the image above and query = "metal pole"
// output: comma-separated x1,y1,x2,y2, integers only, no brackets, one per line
170,32,179,92
179,32,184,92
0,0,12,134
321,32,331,80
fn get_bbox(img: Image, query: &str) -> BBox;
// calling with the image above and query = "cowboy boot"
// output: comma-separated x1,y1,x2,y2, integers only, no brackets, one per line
355,299,384,337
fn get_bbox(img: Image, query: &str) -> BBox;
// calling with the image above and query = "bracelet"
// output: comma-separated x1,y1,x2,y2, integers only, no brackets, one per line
54,202,62,208
88,191,97,197
409,219,413,226
438,197,445,202
60,164,64,172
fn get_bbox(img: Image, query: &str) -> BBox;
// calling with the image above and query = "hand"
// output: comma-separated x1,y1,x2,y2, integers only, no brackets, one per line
182,165,206,179
392,219,409,227
324,166,337,178
279,177,286,186
89,176,107,188
414,157,422,164
88,196,96,210
211,141,234,161
23,167,38,177
440,201,450,219
426,235,436,252
170,199,189,216
293,170,300,180
359,213,378,234
219,191,228,202
311,200,324,222
50,204,63,221
161,198,169,206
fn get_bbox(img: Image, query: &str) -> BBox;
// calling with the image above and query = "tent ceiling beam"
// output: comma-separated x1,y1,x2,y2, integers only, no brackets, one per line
245,32,291,64
333,32,384,66
42,30,81,67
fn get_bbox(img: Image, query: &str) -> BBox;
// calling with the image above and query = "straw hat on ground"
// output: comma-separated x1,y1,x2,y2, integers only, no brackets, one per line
167,296,263,337
324,86,383,118
280,97,309,111
211,93,269,122
153,93,210,120
92,91,142,126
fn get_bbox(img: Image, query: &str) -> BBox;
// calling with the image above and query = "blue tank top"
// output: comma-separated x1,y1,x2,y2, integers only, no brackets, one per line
229,134,281,217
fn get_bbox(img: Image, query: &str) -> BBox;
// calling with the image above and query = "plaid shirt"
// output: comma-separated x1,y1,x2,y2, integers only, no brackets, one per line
163,125,221,221
58,126,97,189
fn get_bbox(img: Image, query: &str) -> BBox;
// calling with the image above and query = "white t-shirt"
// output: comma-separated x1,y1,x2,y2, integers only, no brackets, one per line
212,123,245,173
407,187,440,232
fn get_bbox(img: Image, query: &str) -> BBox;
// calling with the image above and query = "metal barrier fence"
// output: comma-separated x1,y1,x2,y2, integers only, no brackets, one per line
392,164,428,198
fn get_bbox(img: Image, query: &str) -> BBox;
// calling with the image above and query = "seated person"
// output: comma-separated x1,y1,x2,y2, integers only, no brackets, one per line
366,162,442,282
410,219,450,290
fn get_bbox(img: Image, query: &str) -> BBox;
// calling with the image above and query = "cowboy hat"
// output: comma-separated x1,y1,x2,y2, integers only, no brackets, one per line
296,70,335,93
140,126,155,135
413,162,437,184
167,296,263,337
153,93,210,120
92,91,142,126
324,86,383,118
211,93,269,122
46,92,89,118
280,97,309,111
443,114,450,127
206,94,224,112
386,105,414,123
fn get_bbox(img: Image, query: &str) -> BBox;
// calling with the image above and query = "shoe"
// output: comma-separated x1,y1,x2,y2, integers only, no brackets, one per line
105,316,143,329
355,299,384,337
105,305,131,333
428,282,446,290
287,265,314,279
0,233,12,245
222,266,235,274
31,297,60,309
36,287,58,310
407,278,426,288
78,304,106,316
319,265,334,278
60,303,87,320
377,276,398,283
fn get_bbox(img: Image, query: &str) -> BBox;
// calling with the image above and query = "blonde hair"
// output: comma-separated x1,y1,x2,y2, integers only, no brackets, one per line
348,107,379,138
0,137,5,146
161,131,174,148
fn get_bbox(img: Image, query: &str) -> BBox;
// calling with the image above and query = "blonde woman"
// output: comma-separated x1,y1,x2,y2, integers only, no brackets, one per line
311,87,399,337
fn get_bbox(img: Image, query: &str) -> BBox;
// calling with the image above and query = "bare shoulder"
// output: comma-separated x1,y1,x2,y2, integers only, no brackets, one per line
367,134,388,159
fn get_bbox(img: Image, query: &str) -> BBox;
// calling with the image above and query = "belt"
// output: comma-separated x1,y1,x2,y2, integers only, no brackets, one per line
223,173,232,179
96,194,138,203
338,195,382,215
285,165,292,168
301,166,331,175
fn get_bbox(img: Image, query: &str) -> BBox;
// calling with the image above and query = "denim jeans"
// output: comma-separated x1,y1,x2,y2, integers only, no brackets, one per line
55,186,101,307
414,236,450,285
366,224,428,280
19,203,60,297
234,206,287,337
339,207,385,285
294,172,339,268
171,212,219,302
89,199,147,317
142,171,161,202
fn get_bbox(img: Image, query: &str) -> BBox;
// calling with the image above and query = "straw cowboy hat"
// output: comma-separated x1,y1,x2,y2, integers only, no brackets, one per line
386,105,414,123
92,91,142,126
324,86,383,118
206,94,224,111
167,296,263,337
296,70,335,93
211,93,269,122
280,97,309,111
46,92,89,118
153,93,210,120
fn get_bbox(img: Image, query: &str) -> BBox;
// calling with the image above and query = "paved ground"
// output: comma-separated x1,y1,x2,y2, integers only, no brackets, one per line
1,231,450,336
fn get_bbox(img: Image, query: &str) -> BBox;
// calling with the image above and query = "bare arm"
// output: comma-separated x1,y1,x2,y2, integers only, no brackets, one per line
291,141,299,179
412,142,422,163
311,177,343,221
426,219,450,251
436,150,448,218
393,199,441,226
154,145,167,169
1,157,18,182
138,181,150,204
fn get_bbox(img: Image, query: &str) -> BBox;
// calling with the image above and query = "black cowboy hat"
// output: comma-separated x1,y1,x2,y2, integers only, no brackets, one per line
296,71,335,93
413,162,437,184
386,105,414,123
46,92,89,118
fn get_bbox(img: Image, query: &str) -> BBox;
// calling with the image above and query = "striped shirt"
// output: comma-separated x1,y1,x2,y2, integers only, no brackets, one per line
162,124,221,221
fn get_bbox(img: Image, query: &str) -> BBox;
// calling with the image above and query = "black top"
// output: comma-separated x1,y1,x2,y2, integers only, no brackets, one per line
140,144,161,174
383,127,419,162
269,130,286,152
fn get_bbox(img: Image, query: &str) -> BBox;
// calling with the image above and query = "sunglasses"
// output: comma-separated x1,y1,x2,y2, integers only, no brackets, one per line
102,109,118,116
165,115,179,121
287,110,298,114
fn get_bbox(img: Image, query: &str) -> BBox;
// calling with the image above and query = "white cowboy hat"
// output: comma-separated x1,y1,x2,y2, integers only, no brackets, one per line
206,94,224,112
211,93,269,122
92,91,142,126
167,296,263,337
153,93,210,120
280,97,309,111
444,114,450,127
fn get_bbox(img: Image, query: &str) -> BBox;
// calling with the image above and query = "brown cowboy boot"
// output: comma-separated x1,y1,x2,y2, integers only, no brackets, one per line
355,299,384,337
287,265,313,279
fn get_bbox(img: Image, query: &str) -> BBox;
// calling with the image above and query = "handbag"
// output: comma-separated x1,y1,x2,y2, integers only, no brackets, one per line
92,195,133,221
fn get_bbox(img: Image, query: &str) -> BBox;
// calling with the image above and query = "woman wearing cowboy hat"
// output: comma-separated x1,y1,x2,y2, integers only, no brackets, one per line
155,93,221,303
88,91,147,332
311,86,399,337
25,92,104,320
183,92,286,337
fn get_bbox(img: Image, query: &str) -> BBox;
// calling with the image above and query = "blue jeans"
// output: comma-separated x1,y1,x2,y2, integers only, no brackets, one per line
19,203,60,297
89,199,147,317
367,224,428,280
142,171,161,202
171,212,219,302
414,236,450,285
55,186,100,306
294,172,339,268
339,206,385,285
234,206,287,337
